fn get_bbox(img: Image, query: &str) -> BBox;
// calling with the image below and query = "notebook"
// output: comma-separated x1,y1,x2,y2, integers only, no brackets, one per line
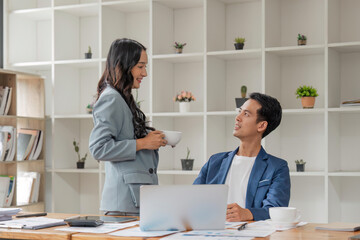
315,222,360,232
140,185,228,231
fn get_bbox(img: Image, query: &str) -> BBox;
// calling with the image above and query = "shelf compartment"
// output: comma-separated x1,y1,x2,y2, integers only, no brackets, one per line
265,114,326,172
265,0,324,48
53,172,99,214
328,0,360,44
265,52,325,109
328,49,360,108
328,112,360,172
207,0,261,52
53,119,97,169
328,42,360,53
207,49,261,60
152,53,204,63
152,59,204,113
152,116,205,173
207,55,261,111
8,9,51,64
101,1,150,58
54,65,98,115
54,0,98,7
8,1,51,11
265,45,324,56
54,5,99,61
152,0,204,55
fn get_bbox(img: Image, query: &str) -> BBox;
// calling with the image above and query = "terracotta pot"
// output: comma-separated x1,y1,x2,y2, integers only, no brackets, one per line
175,48,183,54
301,97,315,109
298,39,307,45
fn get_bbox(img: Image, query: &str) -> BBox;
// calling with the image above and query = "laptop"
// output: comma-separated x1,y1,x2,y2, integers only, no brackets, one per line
140,184,228,231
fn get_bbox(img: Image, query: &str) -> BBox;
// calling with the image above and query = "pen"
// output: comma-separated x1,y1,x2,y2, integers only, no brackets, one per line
16,212,47,218
237,222,247,231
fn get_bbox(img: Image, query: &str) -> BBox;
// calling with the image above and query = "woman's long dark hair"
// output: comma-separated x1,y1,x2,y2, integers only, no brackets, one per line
96,38,154,139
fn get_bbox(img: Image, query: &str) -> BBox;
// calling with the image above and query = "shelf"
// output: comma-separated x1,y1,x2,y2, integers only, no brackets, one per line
0,115,45,120
328,42,360,53
55,59,100,68
10,8,52,21
206,111,237,116
157,170,200,175
265,45,325,56
207,49,261,60
328,172,360,177
282,108,325,115
10,61,52,71
153,0,203,9
50,168,100,174
328,107,360,113
151,112,204,117
152,53,204,63
54,4,99,17
53,114,93,119
290,172,326,177
102,0,149,12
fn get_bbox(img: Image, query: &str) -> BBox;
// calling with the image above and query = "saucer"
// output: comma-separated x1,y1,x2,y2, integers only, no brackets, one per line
265,219,299,229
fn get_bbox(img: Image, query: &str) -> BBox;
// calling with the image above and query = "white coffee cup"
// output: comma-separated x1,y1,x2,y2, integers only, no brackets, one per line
162,130,182,147
269,207,301,223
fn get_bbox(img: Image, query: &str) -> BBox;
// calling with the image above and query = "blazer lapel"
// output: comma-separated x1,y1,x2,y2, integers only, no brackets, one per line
219,147,239,184
245,146,269,208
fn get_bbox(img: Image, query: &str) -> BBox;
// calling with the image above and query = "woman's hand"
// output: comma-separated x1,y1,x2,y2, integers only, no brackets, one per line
136,130,167,151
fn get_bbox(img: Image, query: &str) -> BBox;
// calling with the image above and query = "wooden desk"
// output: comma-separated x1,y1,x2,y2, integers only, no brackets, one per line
0,213,358,240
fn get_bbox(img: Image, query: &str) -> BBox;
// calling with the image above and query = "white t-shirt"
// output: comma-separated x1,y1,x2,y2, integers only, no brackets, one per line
225,155,256,208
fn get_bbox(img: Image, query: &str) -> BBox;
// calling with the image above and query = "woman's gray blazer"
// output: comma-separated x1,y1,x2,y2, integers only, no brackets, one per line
89,86,159,213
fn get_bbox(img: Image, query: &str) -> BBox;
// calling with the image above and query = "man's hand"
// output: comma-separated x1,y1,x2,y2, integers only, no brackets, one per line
226,203,254,222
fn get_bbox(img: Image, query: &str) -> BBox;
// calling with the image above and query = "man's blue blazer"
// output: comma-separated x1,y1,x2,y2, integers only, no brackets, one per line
193,146,290,220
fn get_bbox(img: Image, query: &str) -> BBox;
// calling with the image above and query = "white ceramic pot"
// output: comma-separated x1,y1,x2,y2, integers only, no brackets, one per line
179,102,190,113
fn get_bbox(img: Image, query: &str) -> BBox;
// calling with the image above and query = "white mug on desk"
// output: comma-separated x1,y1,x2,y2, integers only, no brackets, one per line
269,207,301,223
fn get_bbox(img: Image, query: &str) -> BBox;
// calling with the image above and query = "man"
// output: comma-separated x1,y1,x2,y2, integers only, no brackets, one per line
194,92,290,221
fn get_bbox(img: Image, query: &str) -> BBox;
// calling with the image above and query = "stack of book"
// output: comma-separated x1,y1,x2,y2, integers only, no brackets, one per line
16,172,41,205
0,86,12,116
17,128,43,161
0,208,21,221
341,99,360,107
0,175,15,207
0,126,16,162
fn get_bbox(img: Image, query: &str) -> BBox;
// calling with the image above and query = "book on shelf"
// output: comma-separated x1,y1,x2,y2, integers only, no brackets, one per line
0,126,16,162
341,99,360,107
0,175,15,207
17,129,43,161
315,222,360,232
0,86,12,115
16,172,40,205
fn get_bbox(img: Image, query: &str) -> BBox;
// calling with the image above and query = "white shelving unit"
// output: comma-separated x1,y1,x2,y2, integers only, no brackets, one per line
5,0,360,223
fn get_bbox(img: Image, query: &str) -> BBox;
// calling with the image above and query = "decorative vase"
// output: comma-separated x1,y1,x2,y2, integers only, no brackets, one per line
235,98,249,108
298,39,307,46
181,159,194,170
296,164,305,172
234,43,244,50
301,97,315,109
179,102,190,113
77,162,85,169
85,53,92,59
175,48,183,54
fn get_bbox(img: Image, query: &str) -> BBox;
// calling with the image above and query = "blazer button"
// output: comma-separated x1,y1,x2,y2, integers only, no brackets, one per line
149,168,154,174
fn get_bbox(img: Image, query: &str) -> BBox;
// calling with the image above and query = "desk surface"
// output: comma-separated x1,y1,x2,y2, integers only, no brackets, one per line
0,213,358,240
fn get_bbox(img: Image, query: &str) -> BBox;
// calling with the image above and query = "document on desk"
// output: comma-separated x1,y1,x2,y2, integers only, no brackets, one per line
56,222,139,234
225,221,247,229
0,217,65,229
162,229,275,238
109,227,179,237
162,232,253,240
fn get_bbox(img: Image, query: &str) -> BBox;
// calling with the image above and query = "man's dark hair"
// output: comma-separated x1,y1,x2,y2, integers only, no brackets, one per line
249,92,282,138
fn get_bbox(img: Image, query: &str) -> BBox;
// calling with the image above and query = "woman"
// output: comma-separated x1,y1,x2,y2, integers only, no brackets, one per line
89,38,167,216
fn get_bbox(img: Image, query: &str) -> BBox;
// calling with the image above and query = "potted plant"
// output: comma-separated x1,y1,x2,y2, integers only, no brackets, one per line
235,85,249,108
85,46,92,59
295,159,306,172
173,91,195,113
86,94,96,114
295,85,319,109
73,140,87,169
297,34,307,46
174,42,186,54
234,37,245,50
181,147,194,171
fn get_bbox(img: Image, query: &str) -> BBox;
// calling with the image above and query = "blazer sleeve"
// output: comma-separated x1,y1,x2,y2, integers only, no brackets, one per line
193,159,210,184
248,162,291,220
89,93,136,162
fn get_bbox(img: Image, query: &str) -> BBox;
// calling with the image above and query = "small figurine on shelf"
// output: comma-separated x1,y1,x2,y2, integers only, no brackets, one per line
85,46,92,59
297,34,307,45
174,42,186,54
181,147,194,171
73,140,87,169
295,159,306,172
234,37,245,50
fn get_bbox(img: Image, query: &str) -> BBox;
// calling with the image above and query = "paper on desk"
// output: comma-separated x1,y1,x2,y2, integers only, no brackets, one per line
249,220,308,231
0,217,65,229
0,208,21,217
109,227,179,237
162,232,253,240
166,229,274,238
56,222,139,234
225,221,247,229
